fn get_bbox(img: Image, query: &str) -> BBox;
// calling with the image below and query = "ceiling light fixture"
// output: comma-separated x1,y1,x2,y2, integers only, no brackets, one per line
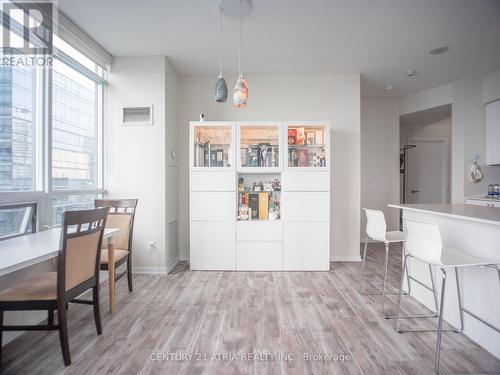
430,46,450,55
385,85,393,91
233,9,248,108
219,0,251,108
406,69,416,77
214,6,228,102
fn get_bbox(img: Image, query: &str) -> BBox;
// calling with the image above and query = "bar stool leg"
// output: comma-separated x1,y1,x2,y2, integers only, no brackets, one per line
429,264,439,315
393,254,408,331
435,267,447,374
402,242,411,295
359,238,369,293
380,243,390,318
455,267,464,332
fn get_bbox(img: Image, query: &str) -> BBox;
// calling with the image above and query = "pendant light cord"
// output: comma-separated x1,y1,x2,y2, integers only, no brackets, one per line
219,7,223,77
238,14,243,77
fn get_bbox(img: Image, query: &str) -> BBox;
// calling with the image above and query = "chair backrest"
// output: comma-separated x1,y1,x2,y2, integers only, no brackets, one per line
404,219,443,265
58,207,109,295
364,208,387,242
94,199,138,252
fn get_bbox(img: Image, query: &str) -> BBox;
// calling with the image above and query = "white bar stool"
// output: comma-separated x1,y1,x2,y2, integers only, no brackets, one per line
393,219,500,373
360,209,413,318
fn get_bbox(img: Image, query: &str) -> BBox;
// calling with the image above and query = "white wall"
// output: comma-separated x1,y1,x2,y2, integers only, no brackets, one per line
483,69,500,104
399,84,452,115
178,73,361,261
108,56,179,273
361,99,400,235
400,118,452,203
399,73,500,203
452,76,500,201
165,58,180,267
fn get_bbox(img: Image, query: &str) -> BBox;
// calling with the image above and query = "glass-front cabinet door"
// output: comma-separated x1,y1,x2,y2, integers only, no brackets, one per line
191,122,234,169
285,122,329,169
238,122,281,171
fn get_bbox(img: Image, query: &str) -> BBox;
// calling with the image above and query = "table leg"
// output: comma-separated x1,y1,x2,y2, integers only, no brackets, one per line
107,238,115,314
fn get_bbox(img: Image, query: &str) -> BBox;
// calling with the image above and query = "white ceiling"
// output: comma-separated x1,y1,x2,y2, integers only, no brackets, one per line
58,0,500,98
400,104,452,127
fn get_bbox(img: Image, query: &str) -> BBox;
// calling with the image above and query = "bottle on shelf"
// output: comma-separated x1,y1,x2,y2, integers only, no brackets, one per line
488,184,494,197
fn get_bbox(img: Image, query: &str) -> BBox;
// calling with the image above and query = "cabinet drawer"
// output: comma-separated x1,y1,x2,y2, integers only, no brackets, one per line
190,192,235,221
282,192,330,221
283,221,330,270
190,171,235,191
237,221,282,241
190,221,235,270
283,171,329,191
237,242,282,271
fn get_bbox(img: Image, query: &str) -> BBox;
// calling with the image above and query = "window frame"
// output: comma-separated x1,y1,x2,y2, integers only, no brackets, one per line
45,46,106,226
0,39,107,229
0,202,37,240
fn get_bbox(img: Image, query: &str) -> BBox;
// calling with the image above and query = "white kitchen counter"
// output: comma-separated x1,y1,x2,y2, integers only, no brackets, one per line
389,203,500,227
388,203,500,359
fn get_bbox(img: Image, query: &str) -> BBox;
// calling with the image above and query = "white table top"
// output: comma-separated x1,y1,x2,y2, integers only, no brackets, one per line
0,228,120,277
389,203,500,227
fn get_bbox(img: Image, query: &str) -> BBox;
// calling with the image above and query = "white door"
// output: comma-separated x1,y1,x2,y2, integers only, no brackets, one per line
406,139,448,204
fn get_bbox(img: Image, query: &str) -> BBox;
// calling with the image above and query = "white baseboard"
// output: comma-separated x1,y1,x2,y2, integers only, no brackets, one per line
331,255,362,262
132,266,167,275
132,257,181,275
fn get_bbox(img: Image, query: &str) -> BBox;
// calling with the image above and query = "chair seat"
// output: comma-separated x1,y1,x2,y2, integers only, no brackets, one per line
385,231,405,243
0,272,57,302
440,247,498,268
100,248,129,264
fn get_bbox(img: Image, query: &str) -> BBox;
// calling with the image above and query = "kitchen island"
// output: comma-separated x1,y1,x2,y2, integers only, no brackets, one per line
388,204,500,359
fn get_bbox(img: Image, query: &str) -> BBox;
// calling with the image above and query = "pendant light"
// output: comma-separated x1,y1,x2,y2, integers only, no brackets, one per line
233,13,248,108
214,6,228,103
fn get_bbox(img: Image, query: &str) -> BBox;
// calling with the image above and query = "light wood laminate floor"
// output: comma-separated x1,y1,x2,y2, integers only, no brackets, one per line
2,243,500,374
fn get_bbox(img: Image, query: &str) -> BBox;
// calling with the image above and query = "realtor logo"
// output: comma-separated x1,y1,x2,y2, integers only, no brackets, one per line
2,1,53,55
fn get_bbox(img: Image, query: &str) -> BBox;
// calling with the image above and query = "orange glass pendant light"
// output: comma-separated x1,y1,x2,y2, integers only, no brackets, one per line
233,13,248,108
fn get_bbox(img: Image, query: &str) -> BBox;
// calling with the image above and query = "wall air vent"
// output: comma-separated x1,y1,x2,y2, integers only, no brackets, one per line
122,105,154,126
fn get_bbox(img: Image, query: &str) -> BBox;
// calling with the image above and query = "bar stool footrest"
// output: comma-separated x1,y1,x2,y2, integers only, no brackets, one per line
382,312,438,320
462,308,500,334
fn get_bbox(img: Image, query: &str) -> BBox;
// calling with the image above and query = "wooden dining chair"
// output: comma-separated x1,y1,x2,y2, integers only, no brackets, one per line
0,207,109,366
94,199,138,292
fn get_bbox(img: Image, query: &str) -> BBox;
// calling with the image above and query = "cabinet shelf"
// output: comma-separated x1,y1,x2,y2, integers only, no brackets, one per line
236,167,281,173
237,172,281,222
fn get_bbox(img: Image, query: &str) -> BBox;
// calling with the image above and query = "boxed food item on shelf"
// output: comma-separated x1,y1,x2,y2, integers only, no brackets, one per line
258,192,269,220
249,193,259,219
237,175,281,221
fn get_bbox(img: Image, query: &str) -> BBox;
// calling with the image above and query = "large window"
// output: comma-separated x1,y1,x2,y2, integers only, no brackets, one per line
49,36,105,223
0,66,36,191
0,19,107,229
52,59,98,190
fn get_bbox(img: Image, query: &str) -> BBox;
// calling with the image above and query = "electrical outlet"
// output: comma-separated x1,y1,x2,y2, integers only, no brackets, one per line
147,240,156,252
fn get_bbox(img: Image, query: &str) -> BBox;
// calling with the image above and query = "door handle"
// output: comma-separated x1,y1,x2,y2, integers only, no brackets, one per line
411,190,420,194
